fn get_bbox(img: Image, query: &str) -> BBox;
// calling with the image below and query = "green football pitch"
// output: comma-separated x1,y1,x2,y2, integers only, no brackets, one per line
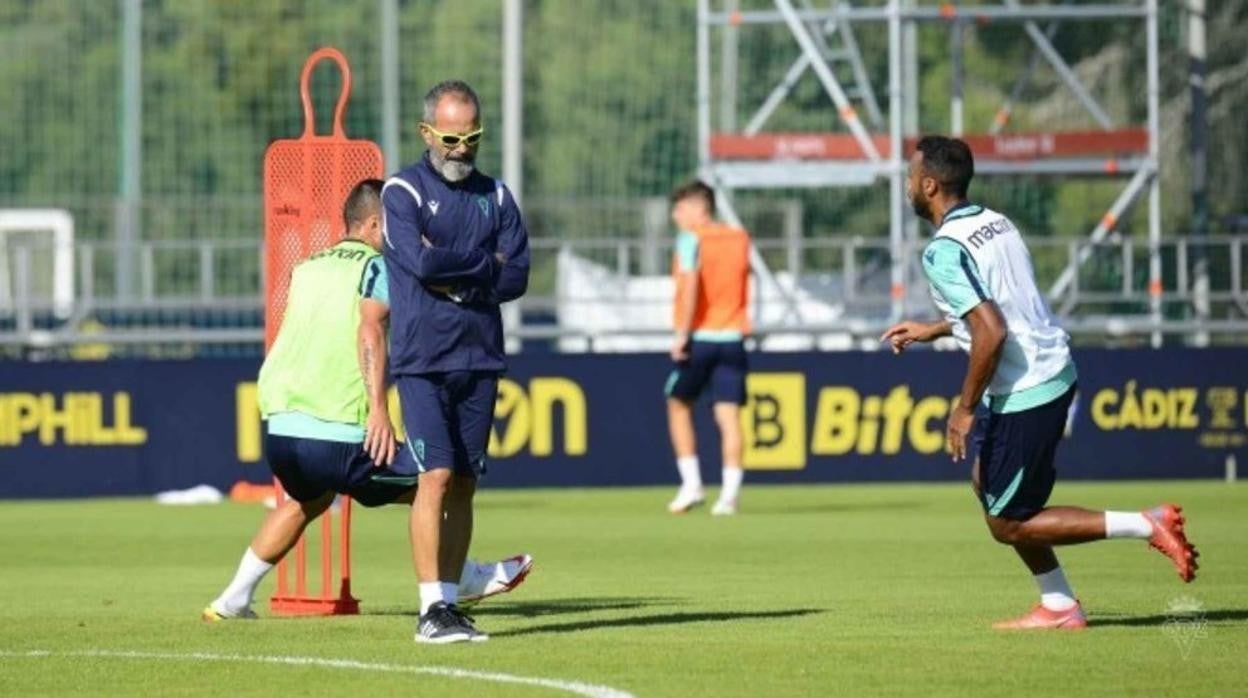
1,481,1244,697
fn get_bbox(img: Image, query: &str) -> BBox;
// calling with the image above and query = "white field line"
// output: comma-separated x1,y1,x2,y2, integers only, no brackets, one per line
0,649,636,698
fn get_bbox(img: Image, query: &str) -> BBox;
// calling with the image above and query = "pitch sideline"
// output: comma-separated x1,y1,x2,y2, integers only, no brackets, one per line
0,649,636,698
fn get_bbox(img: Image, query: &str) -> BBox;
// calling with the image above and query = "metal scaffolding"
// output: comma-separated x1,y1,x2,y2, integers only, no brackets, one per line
696,0,1163,342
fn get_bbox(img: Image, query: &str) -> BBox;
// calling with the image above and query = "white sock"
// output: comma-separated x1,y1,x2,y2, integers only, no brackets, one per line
1105,511,1153,539
676,456,703,492
419,582,443,616
719,466,744,503
440,581,459,607
1034,567,1078,612
214,547,273,613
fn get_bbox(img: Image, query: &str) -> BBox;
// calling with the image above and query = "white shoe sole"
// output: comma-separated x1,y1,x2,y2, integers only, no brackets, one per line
415,632,473,644
202,604,257,621
668,498,705,514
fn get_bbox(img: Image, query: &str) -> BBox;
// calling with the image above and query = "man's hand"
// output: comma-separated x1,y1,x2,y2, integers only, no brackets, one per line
419,235,490,303
364,409,397,467
946,403,976,462
880,320,950,354
670,333,691,362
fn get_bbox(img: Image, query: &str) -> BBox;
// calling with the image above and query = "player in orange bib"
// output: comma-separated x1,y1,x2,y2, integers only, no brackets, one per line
664,180,751,516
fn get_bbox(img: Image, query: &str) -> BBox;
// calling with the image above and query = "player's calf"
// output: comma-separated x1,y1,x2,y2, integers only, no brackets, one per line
983,506,1107,547
985,516,1025,546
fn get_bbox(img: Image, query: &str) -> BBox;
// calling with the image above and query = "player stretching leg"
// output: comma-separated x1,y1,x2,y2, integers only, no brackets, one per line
883,137,1198,630
204,180,532,626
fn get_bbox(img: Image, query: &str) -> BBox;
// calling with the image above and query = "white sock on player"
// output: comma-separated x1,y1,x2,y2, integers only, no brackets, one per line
676,456,703,493
440,581,459,607
1105,511,1154,539
215,547,273,614
1034,567,1078,612
719,465,743,504
419,582,444,616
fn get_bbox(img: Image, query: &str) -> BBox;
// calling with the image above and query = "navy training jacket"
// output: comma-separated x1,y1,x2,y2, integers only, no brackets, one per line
381,153,530,376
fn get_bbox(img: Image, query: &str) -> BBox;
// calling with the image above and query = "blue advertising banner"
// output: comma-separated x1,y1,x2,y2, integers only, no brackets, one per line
1,349,1244,498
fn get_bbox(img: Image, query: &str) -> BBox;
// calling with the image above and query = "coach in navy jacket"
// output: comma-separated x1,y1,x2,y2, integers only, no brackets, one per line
379,80,529,642
381,120,529,376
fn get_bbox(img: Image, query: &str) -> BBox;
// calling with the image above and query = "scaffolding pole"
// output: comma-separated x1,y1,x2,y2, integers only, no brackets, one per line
706,5,1149,25
502,0,523,202
1146,0,1162,347
697,0,712,168
888,0,904,319
116,0,141,302
950,20,964,136
721,0,740,132
379,0,399,171
1188,0,1210,346
902,0,920,252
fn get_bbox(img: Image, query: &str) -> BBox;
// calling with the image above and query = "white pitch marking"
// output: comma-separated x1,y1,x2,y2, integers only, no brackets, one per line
0,649,636,698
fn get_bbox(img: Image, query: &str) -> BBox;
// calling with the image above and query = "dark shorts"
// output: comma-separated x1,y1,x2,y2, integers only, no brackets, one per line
266,432,415,508
665,340,748,405
974,384,1077,521
395,371,499,478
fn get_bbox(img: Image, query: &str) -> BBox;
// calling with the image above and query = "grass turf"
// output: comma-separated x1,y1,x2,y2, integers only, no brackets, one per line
0,481,1243,697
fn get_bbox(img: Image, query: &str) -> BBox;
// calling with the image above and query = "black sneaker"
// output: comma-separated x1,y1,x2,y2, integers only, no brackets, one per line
446,603,489,643
415,602,472,644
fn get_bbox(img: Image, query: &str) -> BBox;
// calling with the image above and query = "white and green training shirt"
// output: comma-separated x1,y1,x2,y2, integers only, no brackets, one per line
922,203,1076,414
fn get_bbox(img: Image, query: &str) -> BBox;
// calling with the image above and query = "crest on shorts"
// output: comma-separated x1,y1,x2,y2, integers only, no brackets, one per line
409,438,427,472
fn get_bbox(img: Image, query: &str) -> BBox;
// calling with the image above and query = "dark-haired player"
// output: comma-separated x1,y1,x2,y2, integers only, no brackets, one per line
204,179,532,628
883,136,1197,630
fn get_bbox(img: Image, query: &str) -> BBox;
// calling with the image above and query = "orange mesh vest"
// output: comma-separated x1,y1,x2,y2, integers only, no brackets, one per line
672,222,751,334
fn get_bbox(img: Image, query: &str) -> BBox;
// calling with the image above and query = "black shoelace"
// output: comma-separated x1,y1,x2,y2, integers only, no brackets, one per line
445,604,478,629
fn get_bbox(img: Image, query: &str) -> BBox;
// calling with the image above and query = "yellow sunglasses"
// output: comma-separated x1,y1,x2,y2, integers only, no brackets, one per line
421,123,483,148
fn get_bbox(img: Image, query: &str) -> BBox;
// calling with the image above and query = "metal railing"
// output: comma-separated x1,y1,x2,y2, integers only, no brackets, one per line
2,234,1247,355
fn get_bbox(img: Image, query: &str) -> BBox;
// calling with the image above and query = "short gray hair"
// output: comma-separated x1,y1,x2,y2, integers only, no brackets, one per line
423,80,481,123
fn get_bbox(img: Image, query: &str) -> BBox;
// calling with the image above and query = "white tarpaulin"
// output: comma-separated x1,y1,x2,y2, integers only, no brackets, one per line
554,247,852,352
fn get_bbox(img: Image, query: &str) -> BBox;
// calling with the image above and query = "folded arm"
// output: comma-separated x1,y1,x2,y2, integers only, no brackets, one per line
457,183,531,305
381,179,497,288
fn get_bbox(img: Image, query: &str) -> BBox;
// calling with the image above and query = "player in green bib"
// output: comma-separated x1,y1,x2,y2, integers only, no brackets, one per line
203,180,532,628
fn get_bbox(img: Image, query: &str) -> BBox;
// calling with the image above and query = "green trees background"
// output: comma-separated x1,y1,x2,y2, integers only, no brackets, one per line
1,0,1245,251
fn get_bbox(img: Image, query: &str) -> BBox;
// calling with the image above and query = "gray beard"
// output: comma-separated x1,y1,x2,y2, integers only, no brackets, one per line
429,150,475,182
